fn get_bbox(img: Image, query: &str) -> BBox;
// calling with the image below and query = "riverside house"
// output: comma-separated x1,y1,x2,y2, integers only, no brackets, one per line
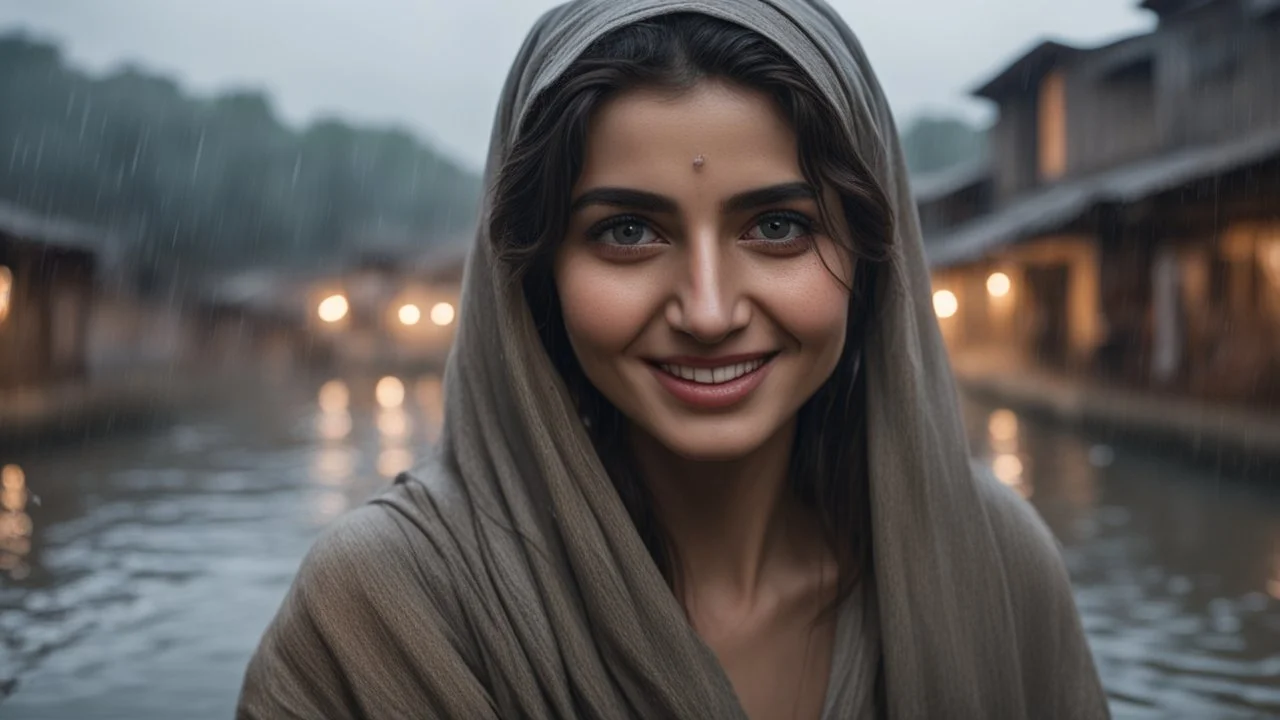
922,0,1280,409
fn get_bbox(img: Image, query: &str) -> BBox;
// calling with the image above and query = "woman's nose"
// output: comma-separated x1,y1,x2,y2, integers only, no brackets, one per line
665,235,749,344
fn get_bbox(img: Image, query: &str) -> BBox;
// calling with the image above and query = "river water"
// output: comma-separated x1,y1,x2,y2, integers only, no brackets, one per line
1,372,1277,718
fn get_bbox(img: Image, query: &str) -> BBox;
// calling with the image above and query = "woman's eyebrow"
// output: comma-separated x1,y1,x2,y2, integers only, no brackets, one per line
569,182,816,216
569,188,677,214
723,182,816,213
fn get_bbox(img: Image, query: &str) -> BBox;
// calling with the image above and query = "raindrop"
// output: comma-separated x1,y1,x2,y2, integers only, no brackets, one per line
191,128,205,182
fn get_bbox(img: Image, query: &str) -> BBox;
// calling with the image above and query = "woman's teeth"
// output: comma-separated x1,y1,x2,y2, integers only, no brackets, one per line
658,358,768,385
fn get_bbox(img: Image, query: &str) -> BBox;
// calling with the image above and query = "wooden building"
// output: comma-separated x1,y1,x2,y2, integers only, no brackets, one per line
923,0,1280,406
0,202,101,391
194,240,468,373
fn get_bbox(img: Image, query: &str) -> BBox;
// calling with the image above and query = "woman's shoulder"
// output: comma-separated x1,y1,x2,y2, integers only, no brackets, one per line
969,460,1064,564
967,460,1109,715
297,460,475,611
238,462,496,718
966,458,1073,604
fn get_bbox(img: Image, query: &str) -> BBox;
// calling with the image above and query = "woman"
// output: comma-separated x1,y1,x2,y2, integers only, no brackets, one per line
238,1,1109,718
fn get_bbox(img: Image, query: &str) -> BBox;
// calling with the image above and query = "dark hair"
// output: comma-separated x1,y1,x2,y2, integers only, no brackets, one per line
490,13,893,610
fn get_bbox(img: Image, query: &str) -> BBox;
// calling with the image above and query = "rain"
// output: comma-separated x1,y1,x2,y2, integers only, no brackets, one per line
1,1,1278,718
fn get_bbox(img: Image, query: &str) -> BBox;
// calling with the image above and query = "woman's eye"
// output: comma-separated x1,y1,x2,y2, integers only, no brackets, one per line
595,219,658,246
745,214,811,243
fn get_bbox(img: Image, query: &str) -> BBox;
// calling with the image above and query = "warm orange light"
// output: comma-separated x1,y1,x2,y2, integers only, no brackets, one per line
318,294,349,323
398,303,421,326
0,465,23,491
993,454,1024,485
987,272,1011,298
377,409,412,439
376,376,406,409
988,409,1019,444
933,290,958,319
315,412,352,441
318,380,349,413
0,266,11,324
430,302,455,326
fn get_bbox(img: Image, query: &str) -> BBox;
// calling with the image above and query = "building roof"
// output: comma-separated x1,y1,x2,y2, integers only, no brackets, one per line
912,158,992,206
972,40,1081,100
407,239,471,283
0,200,108,255
1139,0,1222,15
925,126,1280,267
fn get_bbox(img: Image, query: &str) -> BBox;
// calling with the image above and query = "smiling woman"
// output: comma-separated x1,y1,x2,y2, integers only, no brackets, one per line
238,2,1108,719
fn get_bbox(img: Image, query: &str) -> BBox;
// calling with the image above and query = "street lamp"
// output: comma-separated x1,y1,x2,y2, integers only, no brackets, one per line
398,303,422,326
430,301,455,326
987,272,1011,298
318,294,349,323
932,290,958,319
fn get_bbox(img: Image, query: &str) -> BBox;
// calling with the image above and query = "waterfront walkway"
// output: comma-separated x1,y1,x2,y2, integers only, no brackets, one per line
953,354,1280,463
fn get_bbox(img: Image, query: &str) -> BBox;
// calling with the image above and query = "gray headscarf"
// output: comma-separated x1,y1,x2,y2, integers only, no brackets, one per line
238,1,1109,718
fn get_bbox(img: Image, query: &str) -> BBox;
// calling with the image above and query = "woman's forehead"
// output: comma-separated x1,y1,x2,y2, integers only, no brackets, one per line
575,82,805,198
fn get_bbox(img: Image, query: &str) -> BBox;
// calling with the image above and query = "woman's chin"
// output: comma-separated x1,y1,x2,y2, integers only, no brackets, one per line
643,419,780,464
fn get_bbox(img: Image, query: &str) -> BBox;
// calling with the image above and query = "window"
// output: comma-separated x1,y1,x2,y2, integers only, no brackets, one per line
1037,71,1068,182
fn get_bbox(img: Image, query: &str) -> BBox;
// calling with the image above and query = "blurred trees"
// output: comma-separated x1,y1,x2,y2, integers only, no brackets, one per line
0,33,480,283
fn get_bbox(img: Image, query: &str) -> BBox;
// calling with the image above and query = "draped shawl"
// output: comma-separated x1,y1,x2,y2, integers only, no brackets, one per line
238,1,1109,717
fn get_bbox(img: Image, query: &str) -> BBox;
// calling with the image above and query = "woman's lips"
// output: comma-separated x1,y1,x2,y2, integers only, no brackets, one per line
647,353,777,410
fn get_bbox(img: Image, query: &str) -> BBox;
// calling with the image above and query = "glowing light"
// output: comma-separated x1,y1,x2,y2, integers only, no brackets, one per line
318,380,349,413
376,376,406,408
1,465,24,491
377,408,412,439
0,265,11,324
933,290,958,319
398,303,422,326
318,294,349,323
0,464,32,581
316,411,353,441
988,410,1019,445
430,302,456,326
987,272,1011,298
1,487,24,513
378,448,414,478
993,454,1024,485
0,512,31,538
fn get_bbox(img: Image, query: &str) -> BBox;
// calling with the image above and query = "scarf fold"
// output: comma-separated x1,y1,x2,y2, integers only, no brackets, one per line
238,1,1109,717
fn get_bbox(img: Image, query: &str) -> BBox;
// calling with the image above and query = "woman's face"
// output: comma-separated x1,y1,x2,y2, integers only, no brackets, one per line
554,80,852,461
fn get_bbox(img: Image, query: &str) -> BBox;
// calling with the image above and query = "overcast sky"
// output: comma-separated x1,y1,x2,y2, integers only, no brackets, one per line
0,1,1153,171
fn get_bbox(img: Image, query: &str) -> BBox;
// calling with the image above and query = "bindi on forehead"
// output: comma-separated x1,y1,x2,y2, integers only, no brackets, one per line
692,154,706,171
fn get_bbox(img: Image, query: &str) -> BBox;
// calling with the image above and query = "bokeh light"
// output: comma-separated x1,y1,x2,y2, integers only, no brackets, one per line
933,290,958,319
318,294,349,323
376,376,406,408
398,303,421,326
430,301,456,326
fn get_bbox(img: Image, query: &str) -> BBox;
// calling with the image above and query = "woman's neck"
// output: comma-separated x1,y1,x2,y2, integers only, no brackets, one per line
630,419,818,609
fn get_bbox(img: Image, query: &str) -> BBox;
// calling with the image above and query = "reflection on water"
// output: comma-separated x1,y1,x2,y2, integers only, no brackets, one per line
963,396,1280,717
376,408,412,440
375,376,405,409
986,408,1032,499
0,372,445,717
0,464,31,581
0,379,1276,718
